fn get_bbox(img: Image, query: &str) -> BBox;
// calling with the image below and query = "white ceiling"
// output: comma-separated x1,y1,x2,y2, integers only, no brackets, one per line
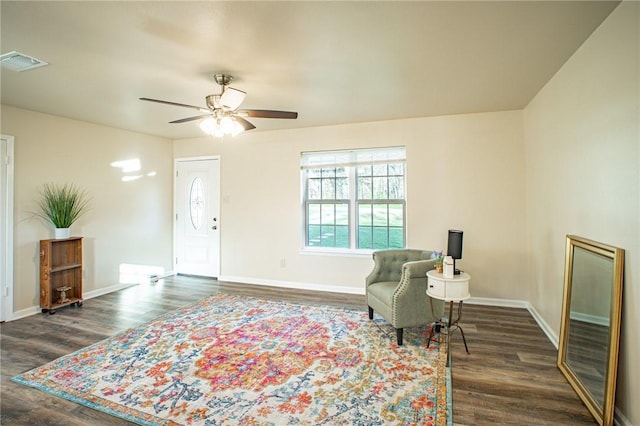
1,1,619,140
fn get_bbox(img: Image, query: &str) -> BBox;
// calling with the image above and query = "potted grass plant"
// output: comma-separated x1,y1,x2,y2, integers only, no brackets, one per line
37,183,90,239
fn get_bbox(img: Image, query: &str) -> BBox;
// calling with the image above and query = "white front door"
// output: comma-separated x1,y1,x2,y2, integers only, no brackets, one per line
175,158,220,277
0,135,14,321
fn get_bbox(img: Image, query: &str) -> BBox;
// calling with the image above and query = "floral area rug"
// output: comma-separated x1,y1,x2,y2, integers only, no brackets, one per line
13,294,450,425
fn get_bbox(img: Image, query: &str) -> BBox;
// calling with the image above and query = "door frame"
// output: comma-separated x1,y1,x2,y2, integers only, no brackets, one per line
173,155,221,277
1,135,15,322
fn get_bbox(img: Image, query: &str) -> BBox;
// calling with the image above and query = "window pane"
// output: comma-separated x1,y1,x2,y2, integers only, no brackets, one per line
358,226,373,249
336,167,348,177
388,177,404,199
308,178,321,199
307,225,321,246
335,225,349,248
357,177,372,199
358,204,372,226
389,204,404,227
321,204,335,224
358,164,372,177
336,203,349,225
308,204,321,225
372,227,389,249
320,225,335,247
388,163,404,176
336,177,349,199
373,164,387,176
322,178,335,199
373,204,388,226
389,228,404,248
372,177,388,199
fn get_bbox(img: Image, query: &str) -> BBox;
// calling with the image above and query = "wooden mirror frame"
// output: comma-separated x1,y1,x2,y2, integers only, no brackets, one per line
557,235,624,426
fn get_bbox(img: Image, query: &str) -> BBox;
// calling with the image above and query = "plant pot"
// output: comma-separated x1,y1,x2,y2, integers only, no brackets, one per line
54,228,71,239
435,264,443,273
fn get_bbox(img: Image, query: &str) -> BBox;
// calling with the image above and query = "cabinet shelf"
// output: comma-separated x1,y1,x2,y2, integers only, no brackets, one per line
49,297,83,310
40,237,84,314
50,263,82,273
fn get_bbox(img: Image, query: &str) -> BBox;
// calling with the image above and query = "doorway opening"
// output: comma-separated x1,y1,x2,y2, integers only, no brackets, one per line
1,135,15,322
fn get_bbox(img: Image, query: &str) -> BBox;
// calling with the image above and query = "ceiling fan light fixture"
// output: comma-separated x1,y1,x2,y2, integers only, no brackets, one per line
231,120,245,137
199,116,245,138
199,117,218,136
220,116,235,134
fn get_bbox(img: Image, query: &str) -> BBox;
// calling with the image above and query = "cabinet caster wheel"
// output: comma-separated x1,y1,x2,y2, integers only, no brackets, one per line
41,309,48,314
49,310,56,315
77,301,83,307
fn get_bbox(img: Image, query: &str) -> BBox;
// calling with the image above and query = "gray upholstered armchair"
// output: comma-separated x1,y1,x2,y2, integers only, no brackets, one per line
366,249,445,345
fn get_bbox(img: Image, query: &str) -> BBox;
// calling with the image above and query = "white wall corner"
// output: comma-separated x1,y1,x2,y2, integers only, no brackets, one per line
527,303,559,349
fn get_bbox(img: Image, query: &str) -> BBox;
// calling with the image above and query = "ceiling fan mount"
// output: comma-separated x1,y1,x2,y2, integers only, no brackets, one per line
140,73,298,136
213,73,233,87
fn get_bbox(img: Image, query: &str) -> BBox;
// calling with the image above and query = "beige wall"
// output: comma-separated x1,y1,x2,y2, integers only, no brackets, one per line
523,1,639,423
1,105,174,313
174,110,527,299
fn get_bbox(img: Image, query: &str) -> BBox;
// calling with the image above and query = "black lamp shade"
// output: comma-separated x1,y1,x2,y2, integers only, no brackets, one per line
447,230,463,260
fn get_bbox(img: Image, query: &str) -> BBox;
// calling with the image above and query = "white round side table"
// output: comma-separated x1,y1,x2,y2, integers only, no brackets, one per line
426,270,471,364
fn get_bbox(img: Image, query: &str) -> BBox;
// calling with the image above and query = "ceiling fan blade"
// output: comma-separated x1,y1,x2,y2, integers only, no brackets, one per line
170,114,212,124
220,87,246,110
234,116,256,131
140,97,210,113
237,109,298,119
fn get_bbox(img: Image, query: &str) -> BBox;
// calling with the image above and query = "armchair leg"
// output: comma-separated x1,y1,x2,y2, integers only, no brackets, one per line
396,328,404,346
368,306,373,320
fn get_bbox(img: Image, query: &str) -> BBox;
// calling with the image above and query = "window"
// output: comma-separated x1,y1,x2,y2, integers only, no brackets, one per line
301,147,406,251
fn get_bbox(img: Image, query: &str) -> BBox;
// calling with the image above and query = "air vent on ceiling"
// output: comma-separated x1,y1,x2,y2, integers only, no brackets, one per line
0,51,48,72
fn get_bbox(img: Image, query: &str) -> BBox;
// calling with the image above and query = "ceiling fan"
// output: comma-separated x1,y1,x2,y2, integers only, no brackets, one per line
140,74,298,137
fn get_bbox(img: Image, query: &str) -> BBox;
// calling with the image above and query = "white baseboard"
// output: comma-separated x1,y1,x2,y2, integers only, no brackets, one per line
8,282,141,322
11,306,41,321
570,311,609,327
527,304,559,349
466,296,528,309
218,275,365,295
83,282,139,299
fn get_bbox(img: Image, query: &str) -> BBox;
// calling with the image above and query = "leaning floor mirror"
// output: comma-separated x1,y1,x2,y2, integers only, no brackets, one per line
558,235,624,426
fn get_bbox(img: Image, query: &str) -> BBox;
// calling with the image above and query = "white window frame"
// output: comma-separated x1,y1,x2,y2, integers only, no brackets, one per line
301,146,406,254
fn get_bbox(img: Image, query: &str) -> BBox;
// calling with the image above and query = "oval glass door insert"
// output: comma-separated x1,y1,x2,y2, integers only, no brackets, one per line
189,177,205,230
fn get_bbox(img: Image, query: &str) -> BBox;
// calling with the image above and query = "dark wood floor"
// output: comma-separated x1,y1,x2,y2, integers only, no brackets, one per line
0,275,595,425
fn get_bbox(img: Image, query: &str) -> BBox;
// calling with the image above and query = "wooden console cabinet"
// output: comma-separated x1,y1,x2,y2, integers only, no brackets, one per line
39,237,84,314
